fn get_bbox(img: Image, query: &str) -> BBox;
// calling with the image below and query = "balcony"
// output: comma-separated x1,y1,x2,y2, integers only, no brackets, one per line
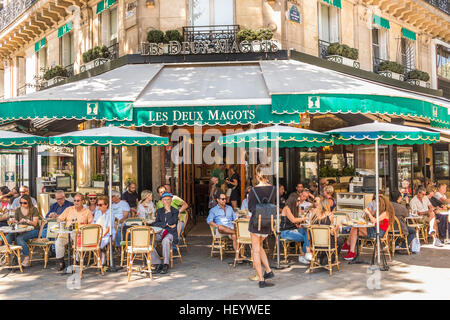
182,25,240,44
423,0,449,15
0,0,38,33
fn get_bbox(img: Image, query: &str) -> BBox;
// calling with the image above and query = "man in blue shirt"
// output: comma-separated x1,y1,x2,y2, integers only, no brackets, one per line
42,190,73,239
206,191,239,261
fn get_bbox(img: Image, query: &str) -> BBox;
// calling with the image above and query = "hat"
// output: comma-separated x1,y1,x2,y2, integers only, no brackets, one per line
87,193,97,197
161,192,173,200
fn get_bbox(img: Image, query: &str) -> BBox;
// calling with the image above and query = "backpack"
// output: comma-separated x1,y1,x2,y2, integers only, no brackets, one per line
250,187,276,234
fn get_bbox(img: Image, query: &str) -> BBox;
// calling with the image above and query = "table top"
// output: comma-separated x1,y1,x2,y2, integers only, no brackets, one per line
343,222,374,228
0,225,34,234
50,226,75,234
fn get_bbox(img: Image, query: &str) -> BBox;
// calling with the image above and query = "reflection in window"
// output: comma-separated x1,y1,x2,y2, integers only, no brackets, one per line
437,45,450,80
191,0,234,26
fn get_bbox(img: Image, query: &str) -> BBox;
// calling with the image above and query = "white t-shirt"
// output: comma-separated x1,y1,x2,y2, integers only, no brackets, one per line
137,202,155,219
410,196,431,213
111,200,130,220
298,201,312,211
434,192,447,201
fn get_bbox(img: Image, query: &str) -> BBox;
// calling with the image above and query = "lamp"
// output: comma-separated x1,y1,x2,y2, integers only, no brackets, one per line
146,0,155,8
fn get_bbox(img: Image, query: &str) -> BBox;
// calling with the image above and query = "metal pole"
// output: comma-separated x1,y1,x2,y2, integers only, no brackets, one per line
109,142,115,270
275,139,280,269
375,139,380,266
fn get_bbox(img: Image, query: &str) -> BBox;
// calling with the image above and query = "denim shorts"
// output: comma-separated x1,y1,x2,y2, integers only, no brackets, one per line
367,227,386,239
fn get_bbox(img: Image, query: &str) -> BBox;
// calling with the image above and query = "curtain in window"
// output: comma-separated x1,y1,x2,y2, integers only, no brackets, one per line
318,4,330,42
214,0,233,25
379,28,388,60
191,0,210,26
329,6,339,43
110,8,118,43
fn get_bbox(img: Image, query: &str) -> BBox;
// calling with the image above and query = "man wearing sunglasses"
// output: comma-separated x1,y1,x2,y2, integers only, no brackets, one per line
11,186,37,210
41,190,74,244
207,191,239,262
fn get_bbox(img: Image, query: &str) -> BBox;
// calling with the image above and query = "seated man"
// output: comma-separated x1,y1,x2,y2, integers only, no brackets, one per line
55,193,93,271
110,190,130,247
298,191,312,215
433,183,450,239
206,192,239,262
156,185,189,213
410,186,443,247
151,192,179,275
42,190,73,239
11,186,37,210
122,182,139,217
390,190,416,249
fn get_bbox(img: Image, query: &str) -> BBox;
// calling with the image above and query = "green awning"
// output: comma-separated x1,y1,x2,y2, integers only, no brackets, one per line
373,15,390,29
271,94,450,128
402,28,416,41
96,0,116,14
109,105,300,127
58,21,72,38
322,0,341,9
35,38,46,52
0,100,132,121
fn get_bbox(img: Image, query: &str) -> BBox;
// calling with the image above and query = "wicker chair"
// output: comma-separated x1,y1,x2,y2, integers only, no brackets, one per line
120,218,145,267
360,227,391,261
126,226,155,281
389,216,410,256
177,209,189,251
170,220,183,268
28,219,58,268
308,225,340,276
233,219,252,267
407,216,428,244
272,219,302,263
209,224,234,261
0,231,23,272
333,211,351,239
73,224,104,278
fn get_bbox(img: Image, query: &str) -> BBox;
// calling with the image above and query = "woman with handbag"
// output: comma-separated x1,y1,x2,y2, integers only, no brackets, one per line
247,164,275,288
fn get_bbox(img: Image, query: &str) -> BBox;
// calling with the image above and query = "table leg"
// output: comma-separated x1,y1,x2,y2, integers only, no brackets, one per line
63,233,73,274
349,228,367,265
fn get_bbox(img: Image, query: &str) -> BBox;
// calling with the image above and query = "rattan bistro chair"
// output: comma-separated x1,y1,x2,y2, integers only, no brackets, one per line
333,211,352,239
28,219,58,268
170,220,183,268
0,231,22,272
308,225,340,276
209,224,234,261
120,218,145,267
272,219,301,263
389,216,410,256
233,219,252,267
177,209,189,251
126,226,155,281
73,224,104,278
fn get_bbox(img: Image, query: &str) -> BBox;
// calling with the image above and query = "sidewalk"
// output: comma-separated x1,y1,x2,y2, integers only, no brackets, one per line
0,232,449,300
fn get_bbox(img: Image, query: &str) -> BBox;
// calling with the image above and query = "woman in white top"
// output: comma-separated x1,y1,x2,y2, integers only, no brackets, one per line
435,183,450,205
137,190,156,221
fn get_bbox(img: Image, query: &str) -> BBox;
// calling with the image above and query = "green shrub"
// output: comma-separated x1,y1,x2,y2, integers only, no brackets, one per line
43,65,68,80
236,28,257,43
164,29,183,43
327,43,359,60
341,166,355,177
407,69,430,82
378,61,404,74
82,46,109,64
256,28,273,40
147,29,165,43
92,174,105,181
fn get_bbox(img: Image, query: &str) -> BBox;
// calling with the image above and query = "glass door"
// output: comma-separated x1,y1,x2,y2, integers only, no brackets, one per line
299,151,318,184
397,146,413,196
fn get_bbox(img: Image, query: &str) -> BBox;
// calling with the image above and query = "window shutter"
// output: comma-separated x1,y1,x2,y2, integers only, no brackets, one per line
379,29,388,60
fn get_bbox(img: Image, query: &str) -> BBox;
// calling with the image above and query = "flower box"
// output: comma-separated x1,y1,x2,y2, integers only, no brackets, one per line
326,55,360,69
80,58,109,73
378,70,404,81
92,181,105,188
407,79,431,88
44,76,67,88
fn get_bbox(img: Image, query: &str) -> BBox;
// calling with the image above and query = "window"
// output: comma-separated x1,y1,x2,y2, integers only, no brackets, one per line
37,47,47,76
60,32,74,67
318,3,339,44
190,0,234,26
99,6,118,47
437,45,450,80
401,37,415,73
372,28,388,61
434,144,449,183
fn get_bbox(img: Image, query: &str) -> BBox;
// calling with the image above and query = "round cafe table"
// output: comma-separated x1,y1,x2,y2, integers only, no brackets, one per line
51,226,76,274
343,222,374,264
0,225,34,270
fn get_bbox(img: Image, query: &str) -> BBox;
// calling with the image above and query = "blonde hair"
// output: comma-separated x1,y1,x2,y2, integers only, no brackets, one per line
140,190,153,204
324,185,334,196
311,196,331,224
255,164,270,183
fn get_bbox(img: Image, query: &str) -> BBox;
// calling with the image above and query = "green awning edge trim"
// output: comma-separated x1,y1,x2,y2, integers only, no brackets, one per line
402,28,416,41
332,133,440,145
219,134,333,149
321,0,342,9
34,38,46,52
0,138,48,148
373,14,390,30
108,105,300,127
0,100,132,121
48,136,169,147
58,21,73,38
271,94,450,129
96,0,117,14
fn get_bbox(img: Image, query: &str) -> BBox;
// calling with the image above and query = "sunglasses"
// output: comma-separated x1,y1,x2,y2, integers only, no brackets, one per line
73,199,82,202
97,203,106,207
218,198,226,201
89,197,97,200
20,201,28,205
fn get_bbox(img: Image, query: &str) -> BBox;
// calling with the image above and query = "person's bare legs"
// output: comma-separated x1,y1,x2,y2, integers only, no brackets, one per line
251,233,264,281
218,225,239,259
258,237,271,275
349,228,367,252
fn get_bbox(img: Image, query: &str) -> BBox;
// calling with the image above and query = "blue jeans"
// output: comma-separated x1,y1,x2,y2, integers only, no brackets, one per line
6,229,39,256
367,227,386,239
115,225,122,247
280,228,310,253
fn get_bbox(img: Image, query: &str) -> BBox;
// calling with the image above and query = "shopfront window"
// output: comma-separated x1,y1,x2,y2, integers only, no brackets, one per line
437,44,450,80
354,145,389,192
37,146,74,192
299,150,318,183
190,0,234,26
0,149,30,190
434,144,449,185
398,146,413,196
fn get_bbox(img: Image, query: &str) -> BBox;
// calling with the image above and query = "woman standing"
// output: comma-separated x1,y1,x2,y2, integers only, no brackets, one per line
6,195,41,267
247,164,275,288
137,190,156,222
226,165,240,210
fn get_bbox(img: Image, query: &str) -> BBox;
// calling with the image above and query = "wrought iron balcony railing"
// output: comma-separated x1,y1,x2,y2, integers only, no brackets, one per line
182,25,240,44
318,39,331,59
0,0,38,32
64,64,74,78
373,57,388,73
423,0,449,15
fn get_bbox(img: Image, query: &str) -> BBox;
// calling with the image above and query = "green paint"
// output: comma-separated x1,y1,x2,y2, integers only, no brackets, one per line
373,15,390,29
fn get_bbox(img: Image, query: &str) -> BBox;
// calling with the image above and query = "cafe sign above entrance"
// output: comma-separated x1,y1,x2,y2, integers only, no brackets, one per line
140,39,280,56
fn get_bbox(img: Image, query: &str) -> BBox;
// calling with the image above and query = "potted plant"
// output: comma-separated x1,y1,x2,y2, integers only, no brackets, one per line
92,173,105,188
407,69,430,88
164,29,183,54
43,65,68,86
80,46,110,72
147,29,165,43
237,28,258,52
377,60,405,81
326,43,360,69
